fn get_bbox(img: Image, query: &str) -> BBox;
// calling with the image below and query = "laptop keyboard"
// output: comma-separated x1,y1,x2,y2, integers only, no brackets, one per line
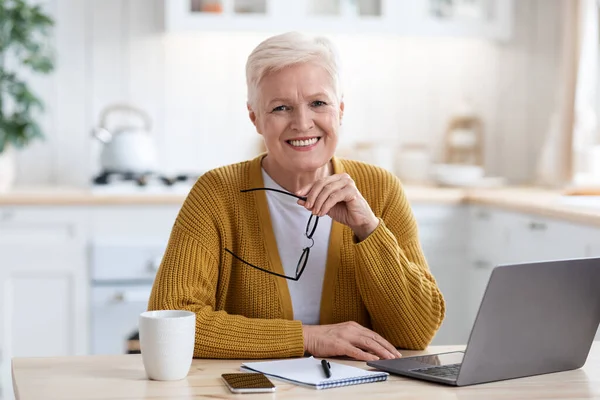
411,363,461,379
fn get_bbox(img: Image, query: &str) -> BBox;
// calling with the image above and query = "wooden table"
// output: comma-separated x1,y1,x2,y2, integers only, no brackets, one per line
11,343,600,399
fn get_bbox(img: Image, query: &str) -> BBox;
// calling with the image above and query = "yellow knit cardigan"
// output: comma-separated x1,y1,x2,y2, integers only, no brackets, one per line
148,155,445,359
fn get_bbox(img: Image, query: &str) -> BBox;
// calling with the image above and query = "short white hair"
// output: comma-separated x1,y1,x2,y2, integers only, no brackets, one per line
245,31,342,109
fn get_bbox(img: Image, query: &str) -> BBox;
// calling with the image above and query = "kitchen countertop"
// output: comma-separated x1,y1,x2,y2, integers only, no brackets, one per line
0,185,599,226
0,187,191,205
466,187,600,225
0,185,468,206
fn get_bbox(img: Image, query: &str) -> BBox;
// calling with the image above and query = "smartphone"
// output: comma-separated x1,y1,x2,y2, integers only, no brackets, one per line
221,373,276,393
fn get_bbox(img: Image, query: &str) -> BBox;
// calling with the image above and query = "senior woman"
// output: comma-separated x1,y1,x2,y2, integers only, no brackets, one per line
148,32,445,362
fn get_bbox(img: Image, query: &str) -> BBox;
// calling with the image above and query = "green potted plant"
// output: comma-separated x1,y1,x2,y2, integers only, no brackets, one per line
0,0,55,191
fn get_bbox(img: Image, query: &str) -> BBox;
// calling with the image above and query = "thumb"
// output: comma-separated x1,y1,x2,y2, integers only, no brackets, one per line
296,185,311,197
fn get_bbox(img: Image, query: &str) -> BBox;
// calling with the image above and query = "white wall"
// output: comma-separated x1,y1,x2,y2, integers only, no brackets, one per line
13,0,563,187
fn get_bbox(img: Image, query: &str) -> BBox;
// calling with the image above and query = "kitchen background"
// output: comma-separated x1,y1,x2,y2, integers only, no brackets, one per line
1,1,600,399
9,0,569,187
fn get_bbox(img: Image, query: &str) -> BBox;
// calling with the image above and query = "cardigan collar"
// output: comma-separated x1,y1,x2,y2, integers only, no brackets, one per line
247,153,344,323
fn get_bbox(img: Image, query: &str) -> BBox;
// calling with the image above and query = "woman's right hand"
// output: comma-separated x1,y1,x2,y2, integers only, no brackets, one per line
302,322,402,361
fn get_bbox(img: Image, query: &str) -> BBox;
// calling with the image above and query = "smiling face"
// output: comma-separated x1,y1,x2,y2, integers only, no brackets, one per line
249,62,344,177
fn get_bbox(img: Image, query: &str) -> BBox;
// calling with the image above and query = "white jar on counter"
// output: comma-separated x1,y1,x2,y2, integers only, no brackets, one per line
395,144,432,184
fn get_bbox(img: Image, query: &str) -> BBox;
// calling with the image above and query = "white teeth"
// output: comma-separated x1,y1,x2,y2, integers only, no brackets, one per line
288,138,319,147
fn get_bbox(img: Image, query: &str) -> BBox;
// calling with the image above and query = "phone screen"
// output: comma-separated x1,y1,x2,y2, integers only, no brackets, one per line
221,373,276,393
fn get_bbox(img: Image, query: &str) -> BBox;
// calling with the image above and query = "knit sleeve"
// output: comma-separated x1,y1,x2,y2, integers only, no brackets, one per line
148,223,305,359
147,177,305,359
353,175,445,350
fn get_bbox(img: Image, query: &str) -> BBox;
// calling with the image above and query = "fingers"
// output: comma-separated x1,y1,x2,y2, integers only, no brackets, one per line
367,332,403,358
346,322,401,359
341,322,400,360
302,322,401,362
338,342,380,362
317,186,356,217
300,175,343,212
311,181,347,216
350,335,397,360
297,174,355,215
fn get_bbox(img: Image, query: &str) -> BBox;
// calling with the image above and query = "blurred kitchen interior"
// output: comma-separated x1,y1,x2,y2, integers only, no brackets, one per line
3,3,600,399
2,0,598,191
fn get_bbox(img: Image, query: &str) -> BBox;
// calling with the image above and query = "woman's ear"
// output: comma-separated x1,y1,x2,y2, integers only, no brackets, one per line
247,103,262,134
247,103,257,126
339,100,345,125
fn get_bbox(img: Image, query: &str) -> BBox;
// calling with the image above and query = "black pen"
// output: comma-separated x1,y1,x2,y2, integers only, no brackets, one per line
321,359,332,378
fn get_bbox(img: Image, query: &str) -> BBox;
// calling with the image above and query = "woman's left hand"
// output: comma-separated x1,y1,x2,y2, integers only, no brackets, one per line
296,173,379,241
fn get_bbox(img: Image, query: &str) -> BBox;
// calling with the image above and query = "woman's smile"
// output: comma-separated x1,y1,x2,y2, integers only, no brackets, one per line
286,136,321,151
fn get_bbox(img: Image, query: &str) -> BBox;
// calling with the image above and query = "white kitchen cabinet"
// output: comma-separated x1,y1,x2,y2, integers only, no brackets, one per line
502,213,589,264
585,234,600,257
466,206,590,268
466,206,600,341
412,204,469,345
0,207,88,400
165,0,388,34
90,206,180,244
403,0,513,40
423,248,470,345
466,205,509,327
468,206,511,263
165,0,513,40
88,205,181,358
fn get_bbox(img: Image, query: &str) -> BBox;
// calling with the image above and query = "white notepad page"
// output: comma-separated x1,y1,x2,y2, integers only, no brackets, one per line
241,356,388,389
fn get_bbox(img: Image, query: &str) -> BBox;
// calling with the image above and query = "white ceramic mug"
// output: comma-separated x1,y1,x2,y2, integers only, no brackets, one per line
139,310,196,381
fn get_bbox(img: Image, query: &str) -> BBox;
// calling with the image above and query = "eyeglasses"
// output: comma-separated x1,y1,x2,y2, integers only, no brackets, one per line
224,188,319,281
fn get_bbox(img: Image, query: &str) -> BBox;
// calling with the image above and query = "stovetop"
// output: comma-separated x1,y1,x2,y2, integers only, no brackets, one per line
91,171,202,195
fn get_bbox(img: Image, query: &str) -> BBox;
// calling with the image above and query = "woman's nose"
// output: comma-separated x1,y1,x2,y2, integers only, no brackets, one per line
291,106,314,132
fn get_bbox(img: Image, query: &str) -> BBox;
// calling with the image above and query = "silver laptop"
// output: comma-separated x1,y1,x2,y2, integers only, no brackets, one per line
367,257,600,386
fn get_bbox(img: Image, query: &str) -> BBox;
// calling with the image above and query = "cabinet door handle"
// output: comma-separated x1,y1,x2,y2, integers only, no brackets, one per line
528,221,547,231
476,210,490,220
112,292,125,303
111,289,151,303
474,260,491,269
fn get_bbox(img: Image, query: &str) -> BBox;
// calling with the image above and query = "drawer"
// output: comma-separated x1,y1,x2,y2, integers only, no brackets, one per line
504,212,588,262
92,285,153,306
90,206,180,243
90,243,167,282
468,206,511,264
412,204,468,249
0,207,86,243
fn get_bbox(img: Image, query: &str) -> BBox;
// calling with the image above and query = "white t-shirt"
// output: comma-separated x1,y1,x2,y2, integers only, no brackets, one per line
262,169,332,325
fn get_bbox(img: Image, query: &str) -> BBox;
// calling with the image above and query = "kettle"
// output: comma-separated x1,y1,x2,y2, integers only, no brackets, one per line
92,104,158,174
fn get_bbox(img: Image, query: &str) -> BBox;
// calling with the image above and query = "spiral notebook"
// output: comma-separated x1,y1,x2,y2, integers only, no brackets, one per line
240,356,389,389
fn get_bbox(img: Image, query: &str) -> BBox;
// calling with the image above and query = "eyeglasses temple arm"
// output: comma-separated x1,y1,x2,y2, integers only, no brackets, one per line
224,248,300,281
240,188,307,201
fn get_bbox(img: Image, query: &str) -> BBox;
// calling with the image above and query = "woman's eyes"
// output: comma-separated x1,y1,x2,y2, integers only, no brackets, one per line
311,100,327,107
271,101,327,112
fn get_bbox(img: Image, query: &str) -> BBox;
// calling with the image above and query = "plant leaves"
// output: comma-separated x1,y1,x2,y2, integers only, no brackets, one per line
0,127,7,154
0,112,43,149
0,0,55,148
5,78,44,111
23,53,54,73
